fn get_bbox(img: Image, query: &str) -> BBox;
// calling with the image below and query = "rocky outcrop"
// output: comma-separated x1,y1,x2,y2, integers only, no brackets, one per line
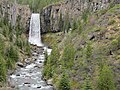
0,0,31,31
40,4,62,33
40,0,120,33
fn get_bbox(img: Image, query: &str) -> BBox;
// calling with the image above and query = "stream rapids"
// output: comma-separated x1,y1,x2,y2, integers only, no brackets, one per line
9,46,53,90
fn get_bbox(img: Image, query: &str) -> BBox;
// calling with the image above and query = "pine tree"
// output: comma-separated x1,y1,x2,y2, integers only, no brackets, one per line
61,44,75,68
85,43,92,59
58,73,71,90
0,55,6,82
77,20,83,34
97,65,116,90
72,19,77,31
43,45,60,79
83,77,92,90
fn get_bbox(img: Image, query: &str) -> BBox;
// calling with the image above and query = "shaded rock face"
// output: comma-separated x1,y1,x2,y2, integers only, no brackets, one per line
40,0,120,33
40,4,62,33
0,0,31,31
40,6,52,33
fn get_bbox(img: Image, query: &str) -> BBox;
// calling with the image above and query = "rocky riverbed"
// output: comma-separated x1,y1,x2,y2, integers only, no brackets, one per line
9,46,53,90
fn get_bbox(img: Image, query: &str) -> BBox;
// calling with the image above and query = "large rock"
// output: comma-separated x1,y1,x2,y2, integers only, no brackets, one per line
16,62,24,67
47,79,53,85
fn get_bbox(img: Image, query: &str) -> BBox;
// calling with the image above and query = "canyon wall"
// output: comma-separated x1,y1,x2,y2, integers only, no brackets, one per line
0,0,31,31
40,0,120,33
0,0,120,33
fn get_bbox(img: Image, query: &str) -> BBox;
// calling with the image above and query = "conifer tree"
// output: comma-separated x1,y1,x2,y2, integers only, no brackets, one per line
58,73,71,90
83,77,92,90
97,65,116,90
61,44,75,68
72,19,77,31
0,55,6,82
85,43,92,59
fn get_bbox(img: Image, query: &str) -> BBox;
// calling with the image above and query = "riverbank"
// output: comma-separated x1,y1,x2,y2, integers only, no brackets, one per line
8,46,53,90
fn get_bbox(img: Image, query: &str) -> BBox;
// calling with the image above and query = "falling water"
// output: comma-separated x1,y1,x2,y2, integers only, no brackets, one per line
9,13,53,90
29,13,43,46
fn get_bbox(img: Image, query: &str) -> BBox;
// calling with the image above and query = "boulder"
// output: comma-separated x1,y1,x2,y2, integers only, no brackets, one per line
47,79,53,85
16,62,24,67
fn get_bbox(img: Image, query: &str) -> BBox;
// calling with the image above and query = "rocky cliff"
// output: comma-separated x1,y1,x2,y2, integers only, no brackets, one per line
0,0,31,31
40,0,120,33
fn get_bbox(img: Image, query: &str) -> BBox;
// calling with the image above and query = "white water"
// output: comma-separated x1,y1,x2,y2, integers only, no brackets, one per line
9,13,53,90
28,13,52,55
9,48,54,90
29,13,43,46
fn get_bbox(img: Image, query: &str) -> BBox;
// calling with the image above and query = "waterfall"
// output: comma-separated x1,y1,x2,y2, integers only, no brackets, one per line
29,13,43,46
9,14,54,90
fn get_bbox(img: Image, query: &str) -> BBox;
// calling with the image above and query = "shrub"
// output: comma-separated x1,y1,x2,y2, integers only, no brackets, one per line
43,63,53,79
61,44,75,69
77,20,83,34
43,45,60,79
85,42,92,60
25,41,31,56
72,19,77,31
110,39,119,51
97,65,116,90
108,19,116,25
0,38,4,54
83,77,93,90
2,25,9,38
0,55,6,82
58,73,71,90
82,9,89,23
5,45,19,69
15,38,23,49
49,45,60,67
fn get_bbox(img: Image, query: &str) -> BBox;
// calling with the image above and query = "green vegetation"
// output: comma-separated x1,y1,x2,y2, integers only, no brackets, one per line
43,3,120,90
60,44,75,69
72,19,77,31
0,13,31,84
5,45,19,69
0,55,6,82
85,42,92,60
58,73,71,90
43,45,60,79
97,64,116,90
83,77,93,90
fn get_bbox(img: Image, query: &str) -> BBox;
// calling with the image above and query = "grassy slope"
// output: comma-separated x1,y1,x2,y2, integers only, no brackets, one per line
43,4,120,90
0,16,31,86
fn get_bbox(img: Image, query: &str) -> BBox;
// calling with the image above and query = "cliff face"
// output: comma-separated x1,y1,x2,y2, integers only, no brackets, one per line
40,0,120,33
0,0,31,31
40,4,61,33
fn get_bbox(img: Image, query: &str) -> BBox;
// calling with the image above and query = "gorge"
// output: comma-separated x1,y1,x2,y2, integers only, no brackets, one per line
0,0,120,90
9,13,53,90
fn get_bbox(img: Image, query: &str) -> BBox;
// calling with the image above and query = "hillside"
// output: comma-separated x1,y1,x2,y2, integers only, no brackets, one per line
42,1,120,90
0,0,31,88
